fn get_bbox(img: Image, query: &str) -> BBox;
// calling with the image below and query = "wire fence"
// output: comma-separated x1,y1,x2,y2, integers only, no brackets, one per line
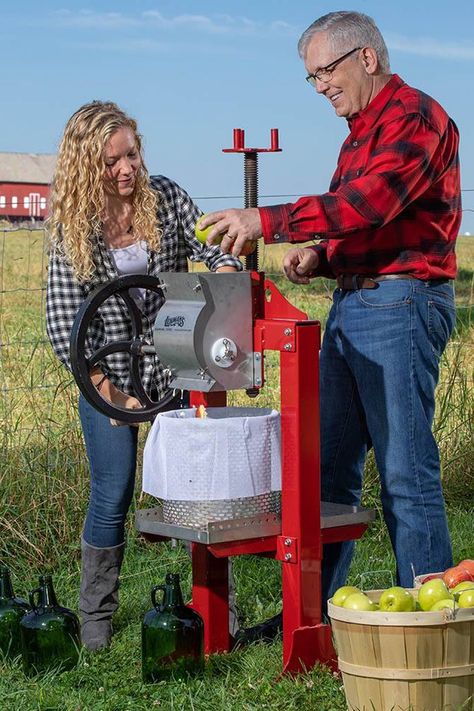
0,217,472,542
1,221,472,434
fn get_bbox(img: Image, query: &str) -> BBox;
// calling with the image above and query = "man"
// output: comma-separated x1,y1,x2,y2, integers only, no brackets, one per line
201,11,460,615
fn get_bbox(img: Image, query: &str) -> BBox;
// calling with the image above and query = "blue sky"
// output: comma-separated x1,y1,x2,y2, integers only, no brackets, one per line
2,0,474,232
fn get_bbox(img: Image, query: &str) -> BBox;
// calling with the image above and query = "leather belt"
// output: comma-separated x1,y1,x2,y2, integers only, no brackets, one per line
336,274,448,291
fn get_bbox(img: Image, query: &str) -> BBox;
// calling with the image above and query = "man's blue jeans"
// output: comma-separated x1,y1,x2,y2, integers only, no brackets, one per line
320,279,456,604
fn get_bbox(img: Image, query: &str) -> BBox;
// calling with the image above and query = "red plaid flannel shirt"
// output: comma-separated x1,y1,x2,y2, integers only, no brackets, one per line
259,75,461,280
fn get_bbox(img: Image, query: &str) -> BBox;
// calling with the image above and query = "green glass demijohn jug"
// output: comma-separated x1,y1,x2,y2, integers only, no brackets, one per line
0,565,30,659
20,575,81,675
142,573,204,683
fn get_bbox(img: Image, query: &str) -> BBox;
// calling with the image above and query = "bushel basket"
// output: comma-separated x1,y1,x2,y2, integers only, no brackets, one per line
328,589,474,711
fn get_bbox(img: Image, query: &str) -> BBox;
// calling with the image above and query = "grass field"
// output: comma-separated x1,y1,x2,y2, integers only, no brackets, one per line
0,229,473,710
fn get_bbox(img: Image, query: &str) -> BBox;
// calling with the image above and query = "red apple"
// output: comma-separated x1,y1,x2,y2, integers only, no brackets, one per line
458,560,474,576
420,573,443,583
443,565,474,589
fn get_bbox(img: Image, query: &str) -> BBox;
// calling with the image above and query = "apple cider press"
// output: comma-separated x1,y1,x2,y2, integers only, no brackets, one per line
69,129,374,675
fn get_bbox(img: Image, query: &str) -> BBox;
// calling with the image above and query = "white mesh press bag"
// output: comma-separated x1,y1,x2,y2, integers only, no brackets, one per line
142,407,281,527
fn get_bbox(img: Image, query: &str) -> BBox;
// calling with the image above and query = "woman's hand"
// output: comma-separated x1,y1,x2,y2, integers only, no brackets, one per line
107,384,141,426
90,369,141,426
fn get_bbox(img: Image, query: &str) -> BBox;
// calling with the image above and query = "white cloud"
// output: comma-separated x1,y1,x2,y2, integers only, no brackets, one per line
52,9,140,29
52,9,297,37
387,33,474,60
66,38,169,53
143,11,237,34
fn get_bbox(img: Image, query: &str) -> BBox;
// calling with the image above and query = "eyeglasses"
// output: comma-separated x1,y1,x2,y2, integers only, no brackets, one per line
305,47,362,86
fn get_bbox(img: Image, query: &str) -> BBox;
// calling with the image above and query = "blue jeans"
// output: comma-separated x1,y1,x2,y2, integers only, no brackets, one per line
320,279,455,604
79,396,139,548
79,391,189,548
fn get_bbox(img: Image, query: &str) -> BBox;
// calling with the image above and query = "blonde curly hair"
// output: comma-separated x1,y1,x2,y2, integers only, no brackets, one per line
47,100,161,281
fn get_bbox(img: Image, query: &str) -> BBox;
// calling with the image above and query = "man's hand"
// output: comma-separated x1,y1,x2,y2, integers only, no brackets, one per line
283,247,319,284
198,208,262,256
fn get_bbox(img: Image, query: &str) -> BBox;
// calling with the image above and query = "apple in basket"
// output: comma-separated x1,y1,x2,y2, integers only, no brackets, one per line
458,590,474,608
420,573,443,583
442,565,474,589
331,585,361,607
378,586,416,612
451,581,474,600
342,592,377,611
430,598,457,612
458,559,474,576
417,578,453,611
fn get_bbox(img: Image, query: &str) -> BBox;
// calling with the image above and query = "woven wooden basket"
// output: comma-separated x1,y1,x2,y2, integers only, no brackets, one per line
328,589,474,711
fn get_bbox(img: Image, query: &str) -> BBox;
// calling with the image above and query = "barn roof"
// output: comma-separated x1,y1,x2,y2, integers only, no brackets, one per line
0,152,56,184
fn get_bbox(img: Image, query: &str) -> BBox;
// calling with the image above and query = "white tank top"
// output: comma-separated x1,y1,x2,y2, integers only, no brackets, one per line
108,240,148,309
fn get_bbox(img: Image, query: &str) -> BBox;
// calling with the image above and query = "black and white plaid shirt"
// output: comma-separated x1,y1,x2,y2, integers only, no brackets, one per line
46,175,242,397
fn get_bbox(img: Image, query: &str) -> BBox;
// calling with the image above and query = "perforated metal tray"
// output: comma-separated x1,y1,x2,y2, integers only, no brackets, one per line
162,491,281,528
135,501,375,544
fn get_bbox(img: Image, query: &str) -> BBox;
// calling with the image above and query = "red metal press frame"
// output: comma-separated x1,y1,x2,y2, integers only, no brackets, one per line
189,274,368,674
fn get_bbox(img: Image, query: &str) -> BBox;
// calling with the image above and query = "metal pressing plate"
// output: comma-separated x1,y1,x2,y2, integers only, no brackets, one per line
136,501,374,544
321,502,376,529
136,507,281,544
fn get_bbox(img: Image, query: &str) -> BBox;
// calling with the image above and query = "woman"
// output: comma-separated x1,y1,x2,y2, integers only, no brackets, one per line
46,101,241,651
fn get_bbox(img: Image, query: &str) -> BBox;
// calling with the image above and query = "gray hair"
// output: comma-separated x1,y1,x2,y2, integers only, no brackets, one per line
298,11,390,74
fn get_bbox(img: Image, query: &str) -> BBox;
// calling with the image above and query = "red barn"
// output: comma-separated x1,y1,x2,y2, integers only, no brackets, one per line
0,152,56,222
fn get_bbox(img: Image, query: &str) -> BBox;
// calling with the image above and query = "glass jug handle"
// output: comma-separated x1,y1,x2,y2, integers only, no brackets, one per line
151,584,166,611
28,588,41,611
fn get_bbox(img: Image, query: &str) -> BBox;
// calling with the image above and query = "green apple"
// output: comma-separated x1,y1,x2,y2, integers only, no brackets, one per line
195,215,220,245
457,590,474,608
417,578,453,611
195,214,257,256
342,592,377,611
378,586,416,612
451,582,474,600
331,585,361,607
430,598,457,612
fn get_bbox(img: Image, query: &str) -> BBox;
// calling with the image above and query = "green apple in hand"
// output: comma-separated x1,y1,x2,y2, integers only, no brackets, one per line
332,585,361,607
194,214,256,255
195,215,218,245
342,592,377,611
378,586,416,612
417,578,453,611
